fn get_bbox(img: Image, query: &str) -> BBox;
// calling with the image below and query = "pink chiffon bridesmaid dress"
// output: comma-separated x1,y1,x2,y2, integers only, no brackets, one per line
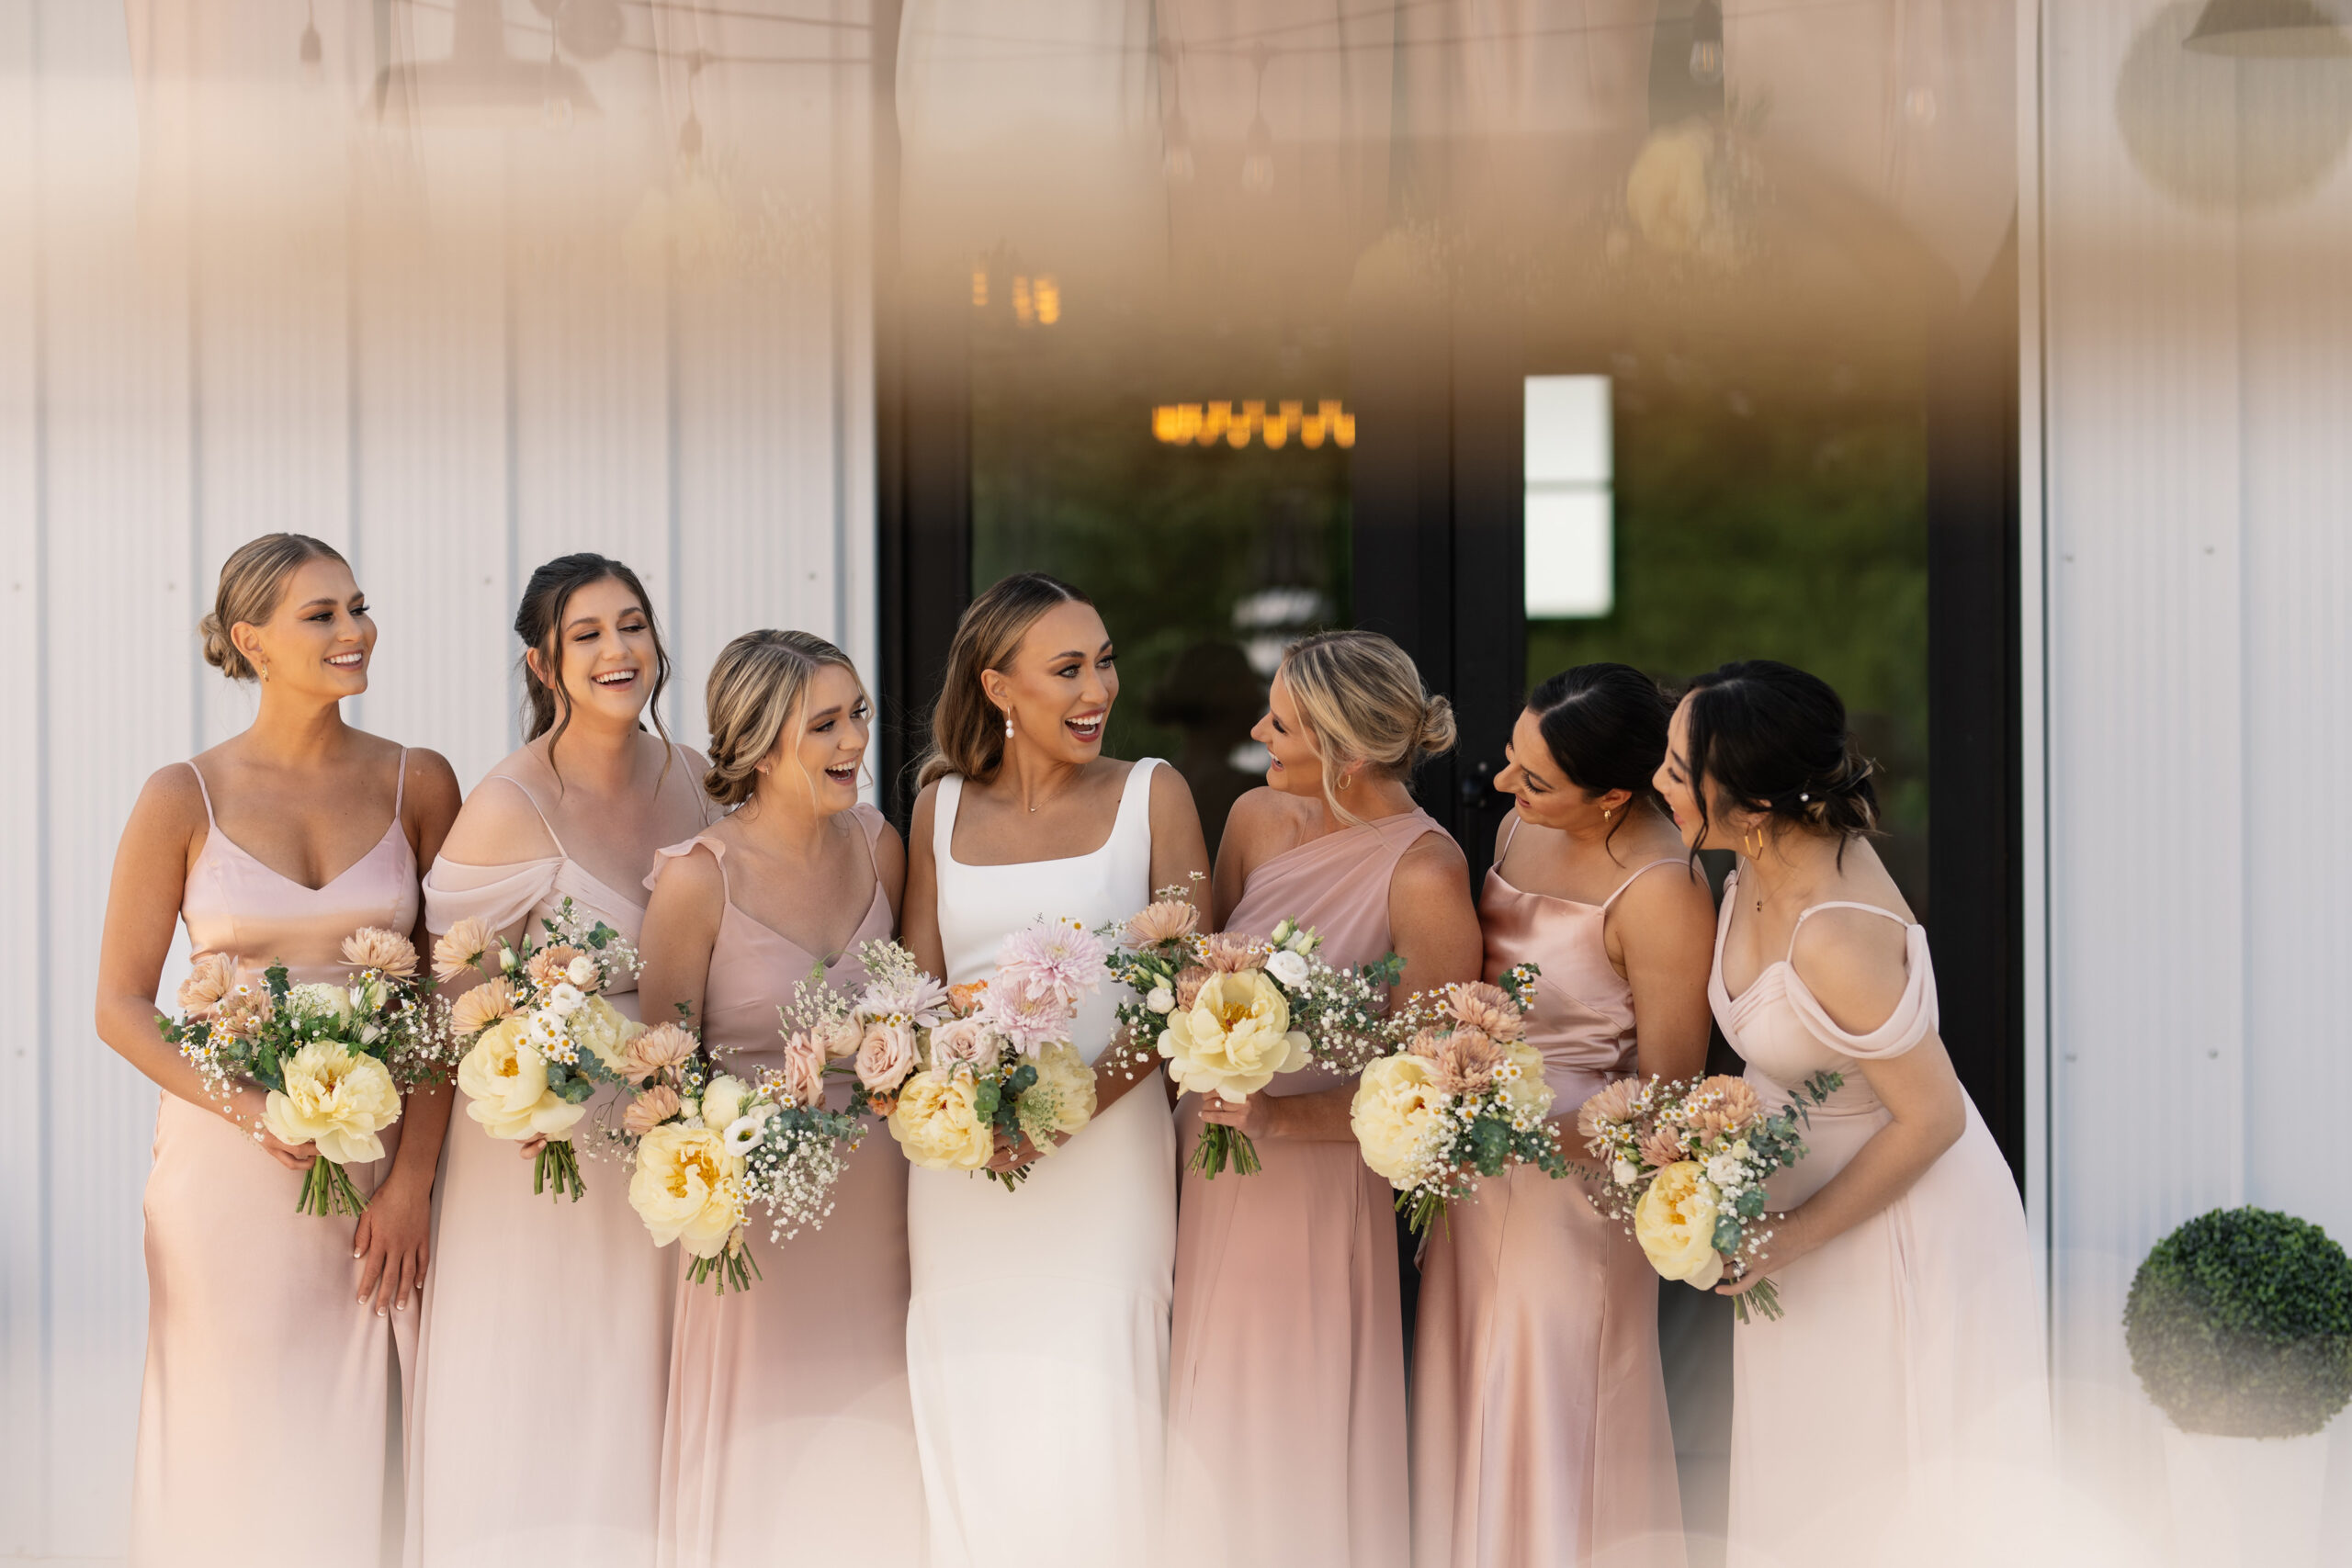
1165,807,1445,1568
1710,875,2046,1566
405,767,705,1567
131,756,420,1568
650,807,922,1568
1410,825,1687,1568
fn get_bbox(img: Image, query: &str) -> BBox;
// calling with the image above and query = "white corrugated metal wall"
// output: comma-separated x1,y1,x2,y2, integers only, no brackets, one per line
0,3,874,1559
2038,0,2352,1538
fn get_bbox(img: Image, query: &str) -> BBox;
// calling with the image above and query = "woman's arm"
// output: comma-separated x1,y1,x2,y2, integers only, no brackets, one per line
901,784,945,981
1083,764,1212,1118
94,766,309,1156
635,845,727,1035
1718,912,1966,1295
1611,863,1716,1085
354,748,465,1317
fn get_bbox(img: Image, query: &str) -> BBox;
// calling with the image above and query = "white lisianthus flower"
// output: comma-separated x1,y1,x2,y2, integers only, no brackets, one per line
722,1114,763,1156
1705,1152,1746,1189
1265,950,1311,989
1270,919,1295,946
545,982,584,1018
1285,930,1315,954
1613,1158,1640,1187
500,947,520,973
565,954,599,988
1730,1138,1754,1161
1146,986,1176,1015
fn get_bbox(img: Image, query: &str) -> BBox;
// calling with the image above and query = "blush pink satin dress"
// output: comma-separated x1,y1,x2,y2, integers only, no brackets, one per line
407,770,703,1568
1165,806,1445,1568
651,807,922,1568
130,757,421,1568
1711,874,2047,1567
1411,830,1688,1568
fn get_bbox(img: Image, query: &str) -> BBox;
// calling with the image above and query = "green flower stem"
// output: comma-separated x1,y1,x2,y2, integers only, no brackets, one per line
534,1139,586,1203
294,1157,368,1218
687,1244,763,1295
1189,1124,1261,1180
1730,1277,1782,1325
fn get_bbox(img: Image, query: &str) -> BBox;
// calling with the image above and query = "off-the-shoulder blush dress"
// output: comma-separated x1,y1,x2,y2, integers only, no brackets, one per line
130,757,420,1568
1710,875,2046,1566
1411,830,1687,1568
1165,806,1445,1568
406,769,703,1567
650,807,922,1568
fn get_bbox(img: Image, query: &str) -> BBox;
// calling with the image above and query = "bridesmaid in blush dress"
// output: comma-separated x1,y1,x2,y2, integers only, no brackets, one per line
900,574,1211,1568
636,631,922,1568
1169,631,1484,1568
96,535,461,1568
1659,661,2047,1567
1412,665,1709,1568
407,556,714,1568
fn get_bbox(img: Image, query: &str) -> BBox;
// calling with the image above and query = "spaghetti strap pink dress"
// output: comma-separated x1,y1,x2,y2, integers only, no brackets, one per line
130,756,421,1568
1411,835,1687,1568
1165,806,1444,1568
406,766,703,1567
650,807,921,1568
1710,876,2047,1566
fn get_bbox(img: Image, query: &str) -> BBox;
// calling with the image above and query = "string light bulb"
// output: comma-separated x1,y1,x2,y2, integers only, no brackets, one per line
1689,0,1724,85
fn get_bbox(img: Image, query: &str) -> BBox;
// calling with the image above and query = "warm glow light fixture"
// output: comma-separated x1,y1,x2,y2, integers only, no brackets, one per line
1153,400,1355,449
973,269,1060,326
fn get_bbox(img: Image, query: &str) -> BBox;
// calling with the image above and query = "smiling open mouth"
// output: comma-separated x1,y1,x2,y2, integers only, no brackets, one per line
325,651,364,670
824,761,859,784
1065,714,1104,742
591,670,638,688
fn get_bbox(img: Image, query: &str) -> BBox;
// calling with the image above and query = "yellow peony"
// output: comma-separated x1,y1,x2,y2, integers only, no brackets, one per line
457,1019,587,1144
569,995,638,1074
1027,1042,1097,1137
887,1070,995,1171
1634,1161,1726,1288
262,1042,401,1164
1351,1053,1443,1186
1159,970,1312,1100
628,1122,742,1258
1497,1041,1556,1120
701,1073,750,1131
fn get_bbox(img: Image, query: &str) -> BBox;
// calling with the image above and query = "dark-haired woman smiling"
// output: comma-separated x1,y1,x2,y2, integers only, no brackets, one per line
1412,664,1708,1568
1662,660,2043,1568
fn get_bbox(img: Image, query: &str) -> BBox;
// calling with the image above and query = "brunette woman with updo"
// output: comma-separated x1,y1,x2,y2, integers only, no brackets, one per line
96,534,461,1567
1414,663,1711,1568
1660,660,2044,1566
1166,630,1483,1568
406,555,715,1568
636,630,920,1567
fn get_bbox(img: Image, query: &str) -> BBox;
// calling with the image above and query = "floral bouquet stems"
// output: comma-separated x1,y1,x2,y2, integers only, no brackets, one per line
161,928,446,1218
429,900,643,1202
1105,896,1400,1179
1575,1068,1844,1323
1351,967,1562,1235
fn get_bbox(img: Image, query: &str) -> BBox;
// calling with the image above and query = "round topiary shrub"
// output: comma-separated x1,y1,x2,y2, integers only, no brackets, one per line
2125,1206,2352,1438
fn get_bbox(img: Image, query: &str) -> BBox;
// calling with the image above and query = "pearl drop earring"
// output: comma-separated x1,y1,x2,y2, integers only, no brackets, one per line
1003,713,1015,739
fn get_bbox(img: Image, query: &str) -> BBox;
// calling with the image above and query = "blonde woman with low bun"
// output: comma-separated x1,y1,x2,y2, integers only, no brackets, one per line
1166,629,1483,1568
96,534,461,1567
635,630,919,1568
407,554,714,1568
899,572,1210,1568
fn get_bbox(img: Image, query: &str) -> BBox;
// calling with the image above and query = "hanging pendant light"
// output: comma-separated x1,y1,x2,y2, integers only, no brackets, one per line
2184,0,2352,56
1689,0,1725,85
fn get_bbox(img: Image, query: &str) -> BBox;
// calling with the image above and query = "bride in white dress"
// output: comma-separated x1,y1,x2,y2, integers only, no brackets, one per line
900,574,1210,1568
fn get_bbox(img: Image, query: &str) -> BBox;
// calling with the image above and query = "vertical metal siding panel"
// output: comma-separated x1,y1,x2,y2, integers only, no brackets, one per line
0,13,45,1554
354,228,516,793
38,49,190,1562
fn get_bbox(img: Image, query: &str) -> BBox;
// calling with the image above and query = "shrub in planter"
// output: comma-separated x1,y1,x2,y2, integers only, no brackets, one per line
2125,1206,2352,1438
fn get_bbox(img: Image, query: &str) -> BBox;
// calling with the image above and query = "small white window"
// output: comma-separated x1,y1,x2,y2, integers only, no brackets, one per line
1523,376,1613,618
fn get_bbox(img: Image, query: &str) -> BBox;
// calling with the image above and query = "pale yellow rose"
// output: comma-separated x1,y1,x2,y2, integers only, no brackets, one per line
1496,1041,1555,1120
262,1042,401,1165
569,995,637,1073
1025,1042,1097,1137
887,1070,994,1170
1159,970,1311,1100
1634,1161,1725,1288
1626,121,1713,254
1351,1053,1443,1186
628,1122,742,1258
457,1019,587,1143
701,1073,750,1130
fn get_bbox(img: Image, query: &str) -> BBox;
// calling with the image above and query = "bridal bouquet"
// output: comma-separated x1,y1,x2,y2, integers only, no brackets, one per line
1104,897,1401,1178
160,928,445,1217
1351,968,1567,1234
1574,1068,1844,1322
432,901,643,1201
872,917,1108,1190
611,1011,868,1294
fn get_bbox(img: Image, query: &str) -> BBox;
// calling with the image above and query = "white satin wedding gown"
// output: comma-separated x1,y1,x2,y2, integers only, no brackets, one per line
907,759,1176,1568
